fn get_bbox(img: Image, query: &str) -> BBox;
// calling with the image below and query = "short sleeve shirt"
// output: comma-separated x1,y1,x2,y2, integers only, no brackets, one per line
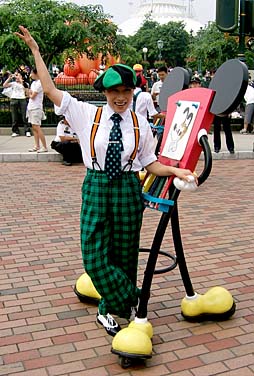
9,82,26,100
27,80,43,110
151,80,163,103
55,120,78,141
132,88,158,118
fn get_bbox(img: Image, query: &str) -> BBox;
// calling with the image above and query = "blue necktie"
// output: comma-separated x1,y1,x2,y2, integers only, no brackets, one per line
105,113,123,179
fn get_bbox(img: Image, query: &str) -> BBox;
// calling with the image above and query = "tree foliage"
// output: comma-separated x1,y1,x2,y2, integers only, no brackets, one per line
0,0,252,75
188,22,238,73
127,19,190,68
0,0,119,70
114,35,141,67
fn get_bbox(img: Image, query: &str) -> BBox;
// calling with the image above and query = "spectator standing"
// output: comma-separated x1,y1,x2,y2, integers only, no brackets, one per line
3,72,31,137
189,76,202,88
132,75,165,145
132,75,159,120
149,69,158,91
151,66,168,110
27,68,48,152
240,80,254,134
213,115,235,154
51,117,83,166
133,64,147,91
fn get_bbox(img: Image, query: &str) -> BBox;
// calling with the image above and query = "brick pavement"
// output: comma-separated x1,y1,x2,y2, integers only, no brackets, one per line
0,161,254,376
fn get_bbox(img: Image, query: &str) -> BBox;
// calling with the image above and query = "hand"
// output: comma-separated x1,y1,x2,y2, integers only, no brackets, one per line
173,175,198,191
14,25,39,53
172,167,198,185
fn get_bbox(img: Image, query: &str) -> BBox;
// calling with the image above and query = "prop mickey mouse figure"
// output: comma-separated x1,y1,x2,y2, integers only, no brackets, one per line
75,58,248,368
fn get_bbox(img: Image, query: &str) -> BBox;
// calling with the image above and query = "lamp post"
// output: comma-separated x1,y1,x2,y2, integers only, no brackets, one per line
157,39,163,61
238,0,246,61
142,47,148,76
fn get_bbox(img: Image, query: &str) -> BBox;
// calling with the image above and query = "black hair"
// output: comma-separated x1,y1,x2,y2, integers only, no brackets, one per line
157,66,168,74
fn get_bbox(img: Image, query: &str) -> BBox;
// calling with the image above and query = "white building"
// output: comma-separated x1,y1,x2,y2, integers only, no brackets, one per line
118,0,204,36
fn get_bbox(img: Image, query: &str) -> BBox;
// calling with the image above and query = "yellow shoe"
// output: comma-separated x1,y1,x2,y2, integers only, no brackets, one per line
181,287,236,322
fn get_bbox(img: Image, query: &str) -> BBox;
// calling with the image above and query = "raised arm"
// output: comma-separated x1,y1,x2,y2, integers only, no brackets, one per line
3,73,14,88
15,26,63,107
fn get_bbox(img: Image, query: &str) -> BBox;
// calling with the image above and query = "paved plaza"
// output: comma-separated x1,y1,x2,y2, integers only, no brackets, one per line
0,158,254,375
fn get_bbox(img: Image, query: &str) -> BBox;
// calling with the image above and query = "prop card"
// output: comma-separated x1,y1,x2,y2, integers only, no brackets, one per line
159,88,215,171
161,100,200,161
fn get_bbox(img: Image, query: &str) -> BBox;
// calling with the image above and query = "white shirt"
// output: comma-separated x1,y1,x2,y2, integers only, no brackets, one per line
151,80,163,103
55,91,157,171
9,82,26,100
54,120,78,142
244,84,254,105
131,88,158,118
27,80,43,110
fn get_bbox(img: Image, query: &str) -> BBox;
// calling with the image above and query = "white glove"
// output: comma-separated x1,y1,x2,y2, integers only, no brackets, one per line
173,175,198,191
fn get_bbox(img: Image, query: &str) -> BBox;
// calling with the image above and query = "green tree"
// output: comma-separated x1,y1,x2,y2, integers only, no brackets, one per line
245,49,254,70
156,21,190,67
114,35,141,67
188,22,238,73
127,19,190,68
0,0,119,70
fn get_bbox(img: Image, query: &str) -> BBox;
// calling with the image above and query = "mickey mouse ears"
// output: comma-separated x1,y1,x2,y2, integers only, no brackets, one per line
158,59,248,116
209,59,248,116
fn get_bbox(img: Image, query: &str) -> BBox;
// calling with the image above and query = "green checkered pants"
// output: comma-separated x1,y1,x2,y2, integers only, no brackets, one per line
80,169,144,319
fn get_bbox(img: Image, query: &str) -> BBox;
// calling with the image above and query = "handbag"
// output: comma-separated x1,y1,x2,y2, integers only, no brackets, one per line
2,86,13,98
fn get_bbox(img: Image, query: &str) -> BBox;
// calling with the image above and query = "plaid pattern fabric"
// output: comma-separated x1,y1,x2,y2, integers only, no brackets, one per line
80,169,144,318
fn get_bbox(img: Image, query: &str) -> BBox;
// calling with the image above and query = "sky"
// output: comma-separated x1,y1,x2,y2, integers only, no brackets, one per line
68,0,216,27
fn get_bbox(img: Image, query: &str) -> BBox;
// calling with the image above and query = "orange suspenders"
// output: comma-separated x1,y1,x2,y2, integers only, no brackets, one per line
90,107,140,171
90,107,103,169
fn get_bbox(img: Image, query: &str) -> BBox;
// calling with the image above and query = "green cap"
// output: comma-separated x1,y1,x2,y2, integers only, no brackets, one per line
93,64,137,92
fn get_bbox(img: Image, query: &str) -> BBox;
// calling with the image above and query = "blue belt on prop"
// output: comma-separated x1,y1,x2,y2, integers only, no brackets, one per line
143,193,174,213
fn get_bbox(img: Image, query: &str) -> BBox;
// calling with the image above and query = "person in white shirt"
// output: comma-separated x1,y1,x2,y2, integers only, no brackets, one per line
240,80,254,134
132,75,165,143
151,66,168,110
51,117,82,166
131,75,158,119
16,25,197,337
27,68,48,152
3,71,31,137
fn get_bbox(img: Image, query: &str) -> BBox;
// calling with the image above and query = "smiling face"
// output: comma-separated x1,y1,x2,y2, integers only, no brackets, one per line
104,85,134,113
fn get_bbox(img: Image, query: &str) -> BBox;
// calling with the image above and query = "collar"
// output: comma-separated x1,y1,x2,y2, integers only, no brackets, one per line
134,87,142,94
105,104,131,122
